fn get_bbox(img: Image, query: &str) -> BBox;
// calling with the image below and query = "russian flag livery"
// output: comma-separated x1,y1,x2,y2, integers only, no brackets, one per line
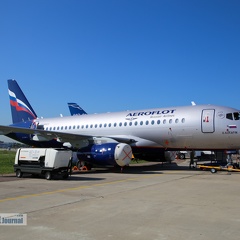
8,80,37,123
9,90,36,119
228,125,237,129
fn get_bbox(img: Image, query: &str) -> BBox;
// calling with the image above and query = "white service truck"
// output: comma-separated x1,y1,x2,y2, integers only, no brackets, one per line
176,151,215,160
14,148,72,180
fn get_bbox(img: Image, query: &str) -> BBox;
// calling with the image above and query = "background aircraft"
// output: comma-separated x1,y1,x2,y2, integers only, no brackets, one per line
1,79,240,169
68,103,87,116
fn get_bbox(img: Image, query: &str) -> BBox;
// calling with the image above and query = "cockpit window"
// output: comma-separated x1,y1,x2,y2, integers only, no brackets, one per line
226,112,240,120
233,112,240,120
226,113,233,120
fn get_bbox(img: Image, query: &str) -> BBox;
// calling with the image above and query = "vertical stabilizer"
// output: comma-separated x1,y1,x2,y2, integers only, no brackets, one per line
8,79,37,123
68,102,87,116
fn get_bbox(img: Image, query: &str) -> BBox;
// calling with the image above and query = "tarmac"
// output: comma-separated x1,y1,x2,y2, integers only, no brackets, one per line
0,159,240,240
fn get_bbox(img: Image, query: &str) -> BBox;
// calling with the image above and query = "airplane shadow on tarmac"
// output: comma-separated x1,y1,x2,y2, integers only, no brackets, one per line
72,160,194,175
0,160,195,182
122,161,193,174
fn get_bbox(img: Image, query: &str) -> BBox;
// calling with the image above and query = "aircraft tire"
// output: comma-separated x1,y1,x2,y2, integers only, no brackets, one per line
77,160,82,170
16,169,23,178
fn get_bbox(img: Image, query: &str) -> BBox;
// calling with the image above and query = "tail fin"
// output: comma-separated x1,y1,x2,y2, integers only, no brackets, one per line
8,79,37,123
68,102,87,116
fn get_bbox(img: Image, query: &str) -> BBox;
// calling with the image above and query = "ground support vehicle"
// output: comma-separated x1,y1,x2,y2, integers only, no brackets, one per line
14,148,72,180
199,163,240,173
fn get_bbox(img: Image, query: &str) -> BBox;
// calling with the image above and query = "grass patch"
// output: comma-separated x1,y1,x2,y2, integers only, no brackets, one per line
130,159,148,164
0,150,16,174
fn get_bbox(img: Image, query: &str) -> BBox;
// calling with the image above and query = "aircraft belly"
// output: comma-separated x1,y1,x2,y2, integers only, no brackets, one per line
175,132,239,149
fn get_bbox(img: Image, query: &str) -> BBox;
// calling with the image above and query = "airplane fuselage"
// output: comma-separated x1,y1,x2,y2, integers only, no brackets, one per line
32,104,240,151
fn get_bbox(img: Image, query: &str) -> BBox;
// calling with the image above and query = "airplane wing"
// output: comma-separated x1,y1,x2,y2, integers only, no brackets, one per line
0,125,142,146
0,125,91,142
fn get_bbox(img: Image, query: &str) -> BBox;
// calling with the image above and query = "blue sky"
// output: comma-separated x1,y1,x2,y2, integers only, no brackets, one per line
0,0,240,141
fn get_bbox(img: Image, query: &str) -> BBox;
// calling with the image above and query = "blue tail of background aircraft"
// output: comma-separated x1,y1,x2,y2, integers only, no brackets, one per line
8,79,37,123
68,103,87,116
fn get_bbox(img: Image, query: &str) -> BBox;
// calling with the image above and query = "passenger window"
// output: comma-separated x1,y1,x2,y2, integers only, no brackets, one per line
163,119,166,124
134,121,138,126
181,118,185,123
108,123,111,127
114,123,117,127
119,122,122,127
146,120,149,125
140,121,143,125
151,120,154,125
95,124,98,128
157,120,160,124
124,122,127,126
175,119,179,123
129,122,133,126
169,119,172,124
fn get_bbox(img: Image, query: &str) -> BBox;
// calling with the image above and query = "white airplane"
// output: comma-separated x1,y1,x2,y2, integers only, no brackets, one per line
1,79,240,168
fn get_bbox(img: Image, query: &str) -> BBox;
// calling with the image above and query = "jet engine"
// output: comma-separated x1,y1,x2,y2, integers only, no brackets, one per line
77,142,132,167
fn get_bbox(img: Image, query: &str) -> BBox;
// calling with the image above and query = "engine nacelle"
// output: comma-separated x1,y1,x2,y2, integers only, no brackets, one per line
77,143,132,167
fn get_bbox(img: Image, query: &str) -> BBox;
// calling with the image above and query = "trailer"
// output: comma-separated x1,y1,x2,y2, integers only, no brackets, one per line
14,148,72,180
199,164,240,173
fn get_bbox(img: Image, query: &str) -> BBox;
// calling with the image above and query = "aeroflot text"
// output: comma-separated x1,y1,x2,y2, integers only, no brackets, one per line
126,109,176,117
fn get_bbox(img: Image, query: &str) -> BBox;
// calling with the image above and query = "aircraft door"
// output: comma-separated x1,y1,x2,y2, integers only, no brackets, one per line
201,109,215,133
